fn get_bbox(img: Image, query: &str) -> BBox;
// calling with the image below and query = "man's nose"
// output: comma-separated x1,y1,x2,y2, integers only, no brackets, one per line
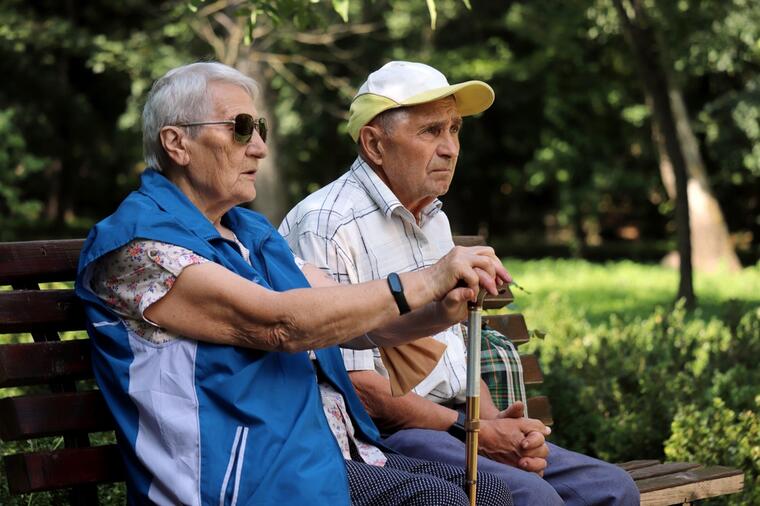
246,132,268,158
438,133,459,158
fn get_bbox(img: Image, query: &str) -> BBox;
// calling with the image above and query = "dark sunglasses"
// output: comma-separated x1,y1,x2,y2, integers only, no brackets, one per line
178,114,267,144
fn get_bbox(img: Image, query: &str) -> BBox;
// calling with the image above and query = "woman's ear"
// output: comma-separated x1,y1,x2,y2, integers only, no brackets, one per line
159,126,190,167
358,124,385,167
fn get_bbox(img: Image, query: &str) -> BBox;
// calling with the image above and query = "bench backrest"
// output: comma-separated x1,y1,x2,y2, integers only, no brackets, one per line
0,239,123,504
0,237,550,503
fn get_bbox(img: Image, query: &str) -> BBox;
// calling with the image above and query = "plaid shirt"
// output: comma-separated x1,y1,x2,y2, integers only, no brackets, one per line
280,157,525,409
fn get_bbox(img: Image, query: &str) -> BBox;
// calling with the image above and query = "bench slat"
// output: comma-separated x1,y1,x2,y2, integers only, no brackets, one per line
636,465,745,493
482,314,530,345
483,286,514,310
638,466,745,505
520,354,543,385
629,462,701,481
4,445,124,494
0,391,114,441
526,395,552,426
451,235,486,247
0,340,93,387
0,240,83,285
0,290,85,334
616,459,662,472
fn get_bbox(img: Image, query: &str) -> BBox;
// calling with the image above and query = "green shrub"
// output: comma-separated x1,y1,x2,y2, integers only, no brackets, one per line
665,397,759,506
506,259,760,503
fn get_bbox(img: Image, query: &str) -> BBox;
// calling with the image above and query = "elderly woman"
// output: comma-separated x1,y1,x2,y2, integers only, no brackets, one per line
75,62,512,506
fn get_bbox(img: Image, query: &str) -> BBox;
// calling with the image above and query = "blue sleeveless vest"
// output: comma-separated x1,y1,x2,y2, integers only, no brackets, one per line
75,169,382,505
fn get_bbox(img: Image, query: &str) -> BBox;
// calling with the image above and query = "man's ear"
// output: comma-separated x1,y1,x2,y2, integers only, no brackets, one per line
159,126,190,167
358,124,385,167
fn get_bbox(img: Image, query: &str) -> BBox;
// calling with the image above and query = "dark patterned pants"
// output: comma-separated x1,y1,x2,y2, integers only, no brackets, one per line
345,453,512,506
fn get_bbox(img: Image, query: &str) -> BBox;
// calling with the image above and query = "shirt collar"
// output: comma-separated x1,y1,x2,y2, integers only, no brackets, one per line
350,156,443,226
137,168,224,241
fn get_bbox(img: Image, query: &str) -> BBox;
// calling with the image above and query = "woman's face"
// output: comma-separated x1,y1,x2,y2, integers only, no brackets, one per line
183,81,268,213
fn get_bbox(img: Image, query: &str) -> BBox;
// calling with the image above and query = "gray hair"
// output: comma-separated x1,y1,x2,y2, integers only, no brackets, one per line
142,62,259,171
369,107,409,136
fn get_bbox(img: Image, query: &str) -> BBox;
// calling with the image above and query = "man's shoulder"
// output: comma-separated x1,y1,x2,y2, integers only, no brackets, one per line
281,170,374,237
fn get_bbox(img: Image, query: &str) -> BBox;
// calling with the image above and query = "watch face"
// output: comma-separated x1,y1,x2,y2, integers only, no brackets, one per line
388,273,403,292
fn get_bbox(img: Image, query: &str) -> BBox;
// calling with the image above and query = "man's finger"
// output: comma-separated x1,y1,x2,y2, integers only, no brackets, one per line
519,417,550,437
521,431,547,452
518,456,548,475
499,401,525,419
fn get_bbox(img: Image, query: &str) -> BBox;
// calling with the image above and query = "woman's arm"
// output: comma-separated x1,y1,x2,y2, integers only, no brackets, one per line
145,246,508,352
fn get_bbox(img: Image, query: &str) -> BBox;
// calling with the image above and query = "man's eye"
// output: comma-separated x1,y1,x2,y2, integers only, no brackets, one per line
425,126,441,135
451,125,461,134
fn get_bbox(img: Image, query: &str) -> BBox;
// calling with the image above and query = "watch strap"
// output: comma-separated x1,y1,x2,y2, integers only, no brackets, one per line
387,272,411,315
446,410,467,442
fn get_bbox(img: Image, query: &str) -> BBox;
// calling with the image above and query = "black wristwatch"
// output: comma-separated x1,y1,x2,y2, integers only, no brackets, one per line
447,411,467,442
387,272,411,315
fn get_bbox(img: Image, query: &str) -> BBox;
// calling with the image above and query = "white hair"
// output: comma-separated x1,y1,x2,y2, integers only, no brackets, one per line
142,62,259,171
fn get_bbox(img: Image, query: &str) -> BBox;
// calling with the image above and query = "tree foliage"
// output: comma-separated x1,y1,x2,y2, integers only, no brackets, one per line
0,0,757,257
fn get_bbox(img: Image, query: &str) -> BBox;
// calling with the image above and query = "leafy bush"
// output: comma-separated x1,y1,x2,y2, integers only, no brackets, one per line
506,259,760,504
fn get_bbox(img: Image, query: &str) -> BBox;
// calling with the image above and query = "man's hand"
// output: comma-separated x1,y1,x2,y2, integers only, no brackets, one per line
479,402,550,476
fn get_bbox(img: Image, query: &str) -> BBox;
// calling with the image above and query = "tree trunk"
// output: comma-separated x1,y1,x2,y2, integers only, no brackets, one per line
653,90,741,272
235,49,288,224
613,0,695,308
192,7,289,225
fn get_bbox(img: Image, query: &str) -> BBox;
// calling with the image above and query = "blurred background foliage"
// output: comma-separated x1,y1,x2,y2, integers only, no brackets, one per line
0,0,758,504
0,0,757,264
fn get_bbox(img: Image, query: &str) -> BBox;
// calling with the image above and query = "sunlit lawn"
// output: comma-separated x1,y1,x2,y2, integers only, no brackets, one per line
501,258,760,328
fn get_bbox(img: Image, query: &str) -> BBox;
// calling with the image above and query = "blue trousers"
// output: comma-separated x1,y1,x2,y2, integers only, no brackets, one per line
383,429,639,506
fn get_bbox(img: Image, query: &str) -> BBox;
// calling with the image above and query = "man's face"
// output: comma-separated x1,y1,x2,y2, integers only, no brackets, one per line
375,97,462,216
185,81,268,210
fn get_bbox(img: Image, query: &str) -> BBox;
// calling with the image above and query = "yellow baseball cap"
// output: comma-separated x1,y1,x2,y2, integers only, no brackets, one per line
347,61,495,142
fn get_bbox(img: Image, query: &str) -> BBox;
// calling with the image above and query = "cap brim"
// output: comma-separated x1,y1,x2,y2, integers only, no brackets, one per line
347,80,494,142
400,81,494,116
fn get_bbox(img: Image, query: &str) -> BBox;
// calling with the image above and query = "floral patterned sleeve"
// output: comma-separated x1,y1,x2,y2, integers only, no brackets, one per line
88,240,209,344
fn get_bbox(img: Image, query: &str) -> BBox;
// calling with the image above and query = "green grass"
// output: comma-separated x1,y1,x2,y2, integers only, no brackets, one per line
502,258,760,327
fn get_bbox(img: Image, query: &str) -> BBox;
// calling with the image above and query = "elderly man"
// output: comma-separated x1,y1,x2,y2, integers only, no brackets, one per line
75,61,513,506
280,61,639,505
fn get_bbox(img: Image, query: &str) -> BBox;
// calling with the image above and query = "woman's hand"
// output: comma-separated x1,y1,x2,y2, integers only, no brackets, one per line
426,246,512,303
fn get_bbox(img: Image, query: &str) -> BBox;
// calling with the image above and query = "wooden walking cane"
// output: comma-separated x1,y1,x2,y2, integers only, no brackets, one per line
465,288,488,505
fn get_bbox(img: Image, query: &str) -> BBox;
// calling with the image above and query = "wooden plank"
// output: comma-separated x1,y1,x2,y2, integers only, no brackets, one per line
617,460,661,472
482,314,530,345
526,395,552,426
0,340,93,387
629,462,701,480
637,465,744,493
0,290,85,334
0,239,83,285
482,285,514,310
0,391,114,441
452,235,486,247
520,354,543,385
4,445,124,494
638,466,744,505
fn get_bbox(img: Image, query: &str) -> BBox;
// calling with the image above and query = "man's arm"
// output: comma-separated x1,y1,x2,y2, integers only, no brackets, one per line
349,368,550,474
348,369,459,431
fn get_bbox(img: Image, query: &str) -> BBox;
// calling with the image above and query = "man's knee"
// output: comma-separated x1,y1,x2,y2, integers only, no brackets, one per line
510,473,564,506
607,464,639,505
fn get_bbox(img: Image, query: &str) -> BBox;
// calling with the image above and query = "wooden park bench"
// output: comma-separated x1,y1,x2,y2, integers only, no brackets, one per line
0,238,745,505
